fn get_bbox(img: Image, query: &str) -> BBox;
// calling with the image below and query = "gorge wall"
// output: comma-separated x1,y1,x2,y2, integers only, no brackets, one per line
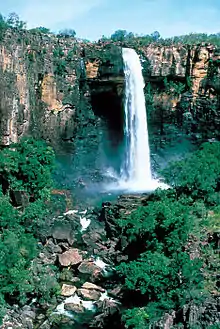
1,30,220,176
0,30,123,148
140,44,220,143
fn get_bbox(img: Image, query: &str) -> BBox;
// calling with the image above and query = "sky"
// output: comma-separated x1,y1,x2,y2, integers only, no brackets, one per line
1,0,220,41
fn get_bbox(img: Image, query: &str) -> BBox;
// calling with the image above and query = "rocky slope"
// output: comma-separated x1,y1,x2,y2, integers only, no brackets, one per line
2,194,219,329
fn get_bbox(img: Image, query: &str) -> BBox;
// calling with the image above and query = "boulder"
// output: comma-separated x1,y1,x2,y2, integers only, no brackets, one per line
82,232,104,250
38,252,57,265
91,299,120,328
59,249,82,267
82,282,105,292
21,306,36,320
61,284,77,297
108,284,123,298
95,299,120,316
45,239,62,254
51,221,75,245
64,303,85,313
78,261,101,279
77,288,101,301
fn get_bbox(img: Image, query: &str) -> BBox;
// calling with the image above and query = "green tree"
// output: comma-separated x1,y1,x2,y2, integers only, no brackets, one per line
0,138,55,200
0,138,57,323
58,28,76,38
115,143,220,328
111,30,129,42
6,12,26,29
162,142,220,203
29,26,51,34
151,31,160,41
0,228,37,305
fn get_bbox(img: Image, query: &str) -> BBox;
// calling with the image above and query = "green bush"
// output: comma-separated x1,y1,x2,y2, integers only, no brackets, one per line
116,142,220,328
0,138,56,323
0,137,55,200
162,142,220,203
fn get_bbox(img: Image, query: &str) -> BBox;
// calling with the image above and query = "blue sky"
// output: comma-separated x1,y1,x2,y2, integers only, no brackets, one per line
1,0,220,40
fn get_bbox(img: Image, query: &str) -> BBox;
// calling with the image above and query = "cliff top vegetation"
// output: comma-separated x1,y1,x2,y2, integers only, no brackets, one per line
1,12,220,47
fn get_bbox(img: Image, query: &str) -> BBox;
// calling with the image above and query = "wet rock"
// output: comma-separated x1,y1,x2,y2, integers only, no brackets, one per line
10,190,29,207
82,232,104,249
38,251,57,265
78,261,101,279
57,242,69,250
61,284,77,296
100,194,150,239
64,303,85,313
51,221,75,245
36,314,46,321
2,306,35,329
91,299,120,328
82,282,105,292
59,248,82,267
45,239,62,254
21,306,36,320
77,288,101,301
65,213,82,231
96,298,120,315
38,320,51,329
108,284,123,298
116,254,128,262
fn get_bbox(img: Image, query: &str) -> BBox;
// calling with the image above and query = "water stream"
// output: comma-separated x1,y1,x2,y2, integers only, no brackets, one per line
113,48,168,192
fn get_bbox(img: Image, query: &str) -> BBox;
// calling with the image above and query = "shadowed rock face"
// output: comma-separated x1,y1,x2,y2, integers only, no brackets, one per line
0,32,124,149
141,43,220,108
1,31,220,154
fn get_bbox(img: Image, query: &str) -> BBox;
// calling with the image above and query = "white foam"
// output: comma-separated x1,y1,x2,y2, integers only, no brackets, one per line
79,209,87,215
80,216,91,232
99,291,121,304
64,294,95,311
64,209,78,216
94,257,109,270
55,293,96,318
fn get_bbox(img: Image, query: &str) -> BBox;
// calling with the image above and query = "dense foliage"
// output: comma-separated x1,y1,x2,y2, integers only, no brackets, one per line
1,12,220,47
0,138,58,323
101,29,220,47
0,138,55,200
114,142,220,328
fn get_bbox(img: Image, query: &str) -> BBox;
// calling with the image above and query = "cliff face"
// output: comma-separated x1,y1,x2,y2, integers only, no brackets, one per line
1,31,220,153
141,44,220,96
0,31,80,145
138,43,220,144
0,30,123,150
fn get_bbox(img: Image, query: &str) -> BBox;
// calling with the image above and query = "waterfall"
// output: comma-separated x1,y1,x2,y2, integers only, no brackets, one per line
105,48,169,192
119,48,152,189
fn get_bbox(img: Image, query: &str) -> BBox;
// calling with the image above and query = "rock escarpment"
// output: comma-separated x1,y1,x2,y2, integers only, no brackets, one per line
140,44,220,142
0,30,123,149
1,32,220,158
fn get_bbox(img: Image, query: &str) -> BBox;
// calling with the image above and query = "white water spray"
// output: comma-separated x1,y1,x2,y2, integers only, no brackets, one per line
104,48,169,192
115,48,168,191
121,48,151,186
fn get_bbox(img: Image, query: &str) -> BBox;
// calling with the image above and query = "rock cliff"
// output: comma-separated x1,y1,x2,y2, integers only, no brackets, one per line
1,31,220,153
0,30,123,149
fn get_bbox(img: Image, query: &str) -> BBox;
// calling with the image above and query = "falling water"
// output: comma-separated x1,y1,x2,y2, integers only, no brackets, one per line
117,48,168,192
121,48,152,187
103,48,168,192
